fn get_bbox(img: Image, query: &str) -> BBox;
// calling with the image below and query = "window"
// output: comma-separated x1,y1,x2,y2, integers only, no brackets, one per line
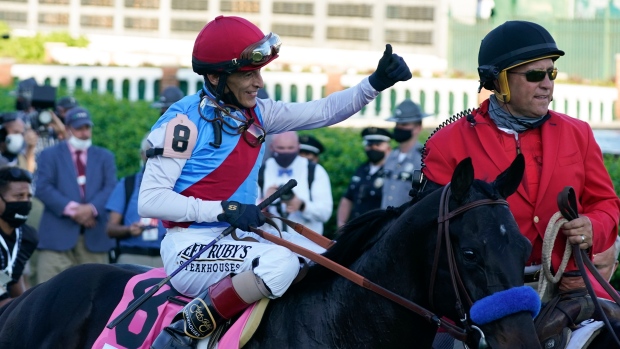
125,17,159,30
81,0,114,6
328,4,372,18
326,26,369,41
273,2,313,15
40,0,70,4
386,6,434,21
171,19,206,32
220,0,260,13
272,23,313,38
38,12,69,25
385,29,432,45
0,11,27,22
125,0,159,9
81,15,113,28
171,0,207,10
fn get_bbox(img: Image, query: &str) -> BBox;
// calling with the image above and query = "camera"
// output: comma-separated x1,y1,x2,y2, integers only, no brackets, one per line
278,185,294,201
17,84,58,134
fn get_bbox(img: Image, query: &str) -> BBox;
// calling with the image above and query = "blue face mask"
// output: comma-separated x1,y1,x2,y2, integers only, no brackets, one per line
273,152,297,168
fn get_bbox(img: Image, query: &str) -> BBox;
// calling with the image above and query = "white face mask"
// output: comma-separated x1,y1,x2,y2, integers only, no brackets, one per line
5,134,24,154
68,135,91,151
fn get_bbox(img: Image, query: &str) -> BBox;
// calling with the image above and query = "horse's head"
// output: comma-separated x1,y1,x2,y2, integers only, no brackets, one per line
424,154,541,348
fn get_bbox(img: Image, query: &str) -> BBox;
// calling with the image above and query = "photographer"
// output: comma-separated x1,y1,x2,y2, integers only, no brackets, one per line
260,131,332,235
14,78,66,154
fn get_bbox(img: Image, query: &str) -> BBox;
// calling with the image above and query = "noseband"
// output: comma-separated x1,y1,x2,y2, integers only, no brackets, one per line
429,184,508,346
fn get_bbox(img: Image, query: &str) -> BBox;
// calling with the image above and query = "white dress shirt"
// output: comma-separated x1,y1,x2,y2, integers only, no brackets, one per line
261,156,332,235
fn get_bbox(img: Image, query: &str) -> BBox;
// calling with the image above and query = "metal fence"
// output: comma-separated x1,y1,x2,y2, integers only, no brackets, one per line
10,64,618,129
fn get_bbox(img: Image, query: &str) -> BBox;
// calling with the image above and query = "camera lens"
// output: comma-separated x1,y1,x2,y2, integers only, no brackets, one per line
38,110,52,124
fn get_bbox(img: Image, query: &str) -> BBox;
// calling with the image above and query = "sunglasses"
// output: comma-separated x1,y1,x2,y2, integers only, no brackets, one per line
508,68,558,82
239,33,282,65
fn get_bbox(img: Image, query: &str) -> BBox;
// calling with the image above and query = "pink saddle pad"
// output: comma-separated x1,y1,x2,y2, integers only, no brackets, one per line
92,268,257,349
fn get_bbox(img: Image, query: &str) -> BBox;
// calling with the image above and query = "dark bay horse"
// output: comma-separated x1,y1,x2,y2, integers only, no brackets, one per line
0,156,541,348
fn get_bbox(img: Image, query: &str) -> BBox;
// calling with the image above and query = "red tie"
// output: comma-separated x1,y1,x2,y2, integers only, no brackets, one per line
75,150,86,197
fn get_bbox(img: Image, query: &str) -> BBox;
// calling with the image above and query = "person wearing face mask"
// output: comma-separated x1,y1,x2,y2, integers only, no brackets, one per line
0,166,38,308
0,112,38,173
337,127,391,228
298,134,325,163
381,99,431,209
105,134,166,267
34,107,117,284
260,131,333,235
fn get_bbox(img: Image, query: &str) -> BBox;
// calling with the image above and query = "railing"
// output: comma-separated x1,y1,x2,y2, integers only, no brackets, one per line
10,65,618,128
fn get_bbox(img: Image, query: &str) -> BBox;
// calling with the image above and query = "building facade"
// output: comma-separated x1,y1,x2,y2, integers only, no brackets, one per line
0,0,455,59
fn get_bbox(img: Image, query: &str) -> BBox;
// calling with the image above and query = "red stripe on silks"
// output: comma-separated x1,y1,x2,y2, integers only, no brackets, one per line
164,110,263,229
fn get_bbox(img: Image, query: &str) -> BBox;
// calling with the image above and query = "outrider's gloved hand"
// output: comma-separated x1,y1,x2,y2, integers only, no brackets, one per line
217,201,266,231
368,44,412,91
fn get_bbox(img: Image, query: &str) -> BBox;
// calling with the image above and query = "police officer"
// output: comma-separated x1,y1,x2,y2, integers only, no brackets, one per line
298,134,325,163
381,99,430,209
337,127,391,227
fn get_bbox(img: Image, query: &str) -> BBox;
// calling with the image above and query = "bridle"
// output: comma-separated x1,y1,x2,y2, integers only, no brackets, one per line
429,183,509,347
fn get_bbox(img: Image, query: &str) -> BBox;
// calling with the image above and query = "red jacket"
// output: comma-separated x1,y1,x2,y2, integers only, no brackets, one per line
423,99,620,298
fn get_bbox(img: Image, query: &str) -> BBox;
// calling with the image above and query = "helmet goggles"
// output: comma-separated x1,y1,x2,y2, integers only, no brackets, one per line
238,33,281,68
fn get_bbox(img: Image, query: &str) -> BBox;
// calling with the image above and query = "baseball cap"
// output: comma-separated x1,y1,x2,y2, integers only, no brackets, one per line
65,107,93,128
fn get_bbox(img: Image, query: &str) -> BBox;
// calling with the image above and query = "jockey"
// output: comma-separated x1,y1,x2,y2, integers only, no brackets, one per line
138,15,412,349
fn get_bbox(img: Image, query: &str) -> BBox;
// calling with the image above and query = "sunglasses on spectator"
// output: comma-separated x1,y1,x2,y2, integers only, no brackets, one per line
508,68,558,82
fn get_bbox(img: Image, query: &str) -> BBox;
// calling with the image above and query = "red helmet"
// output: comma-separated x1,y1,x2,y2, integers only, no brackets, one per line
192,16,281,75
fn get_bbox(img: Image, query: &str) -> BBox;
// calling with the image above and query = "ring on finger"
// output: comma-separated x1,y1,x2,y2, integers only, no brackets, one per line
580,234,585,243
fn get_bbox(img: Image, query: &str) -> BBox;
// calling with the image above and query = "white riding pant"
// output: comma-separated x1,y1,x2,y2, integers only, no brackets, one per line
160,226,325,298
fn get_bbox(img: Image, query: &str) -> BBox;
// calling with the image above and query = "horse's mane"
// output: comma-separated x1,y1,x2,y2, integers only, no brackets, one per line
300,187,446,284
300,207,400,283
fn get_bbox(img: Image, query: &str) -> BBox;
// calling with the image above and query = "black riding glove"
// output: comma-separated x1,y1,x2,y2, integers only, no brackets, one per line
217,201,266,231
368,44,412,92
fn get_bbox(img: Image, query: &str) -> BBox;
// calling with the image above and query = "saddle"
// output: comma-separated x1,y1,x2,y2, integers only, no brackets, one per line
534,288,596,348
93,268,271,349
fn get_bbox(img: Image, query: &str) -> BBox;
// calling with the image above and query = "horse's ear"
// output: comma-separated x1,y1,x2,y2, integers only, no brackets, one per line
451,157,474,202
493,154,524,199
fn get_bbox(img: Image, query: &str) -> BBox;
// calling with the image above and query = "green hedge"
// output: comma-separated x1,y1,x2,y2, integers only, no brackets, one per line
2,84,620,286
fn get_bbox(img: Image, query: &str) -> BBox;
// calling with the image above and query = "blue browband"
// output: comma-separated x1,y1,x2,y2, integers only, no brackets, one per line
470,286,541,325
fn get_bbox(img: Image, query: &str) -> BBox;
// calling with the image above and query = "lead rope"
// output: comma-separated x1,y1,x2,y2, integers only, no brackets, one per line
538,212,572,299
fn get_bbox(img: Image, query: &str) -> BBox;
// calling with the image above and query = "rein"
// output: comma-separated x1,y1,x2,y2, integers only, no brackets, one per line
248,225,470,341
253,184,510,344
555,186,620,346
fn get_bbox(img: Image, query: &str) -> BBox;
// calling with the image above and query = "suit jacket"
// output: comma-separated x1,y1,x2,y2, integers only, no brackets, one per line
35,142,117,252
423,99,620,298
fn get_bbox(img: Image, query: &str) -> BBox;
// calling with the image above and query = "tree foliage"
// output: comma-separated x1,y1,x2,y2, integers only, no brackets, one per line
0,21,88,63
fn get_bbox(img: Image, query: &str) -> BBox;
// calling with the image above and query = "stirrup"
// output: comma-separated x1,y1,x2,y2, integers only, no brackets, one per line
150,316,197,349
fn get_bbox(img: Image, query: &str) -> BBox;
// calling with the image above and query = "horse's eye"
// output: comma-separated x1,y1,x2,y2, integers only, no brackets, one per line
462,249,477,261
